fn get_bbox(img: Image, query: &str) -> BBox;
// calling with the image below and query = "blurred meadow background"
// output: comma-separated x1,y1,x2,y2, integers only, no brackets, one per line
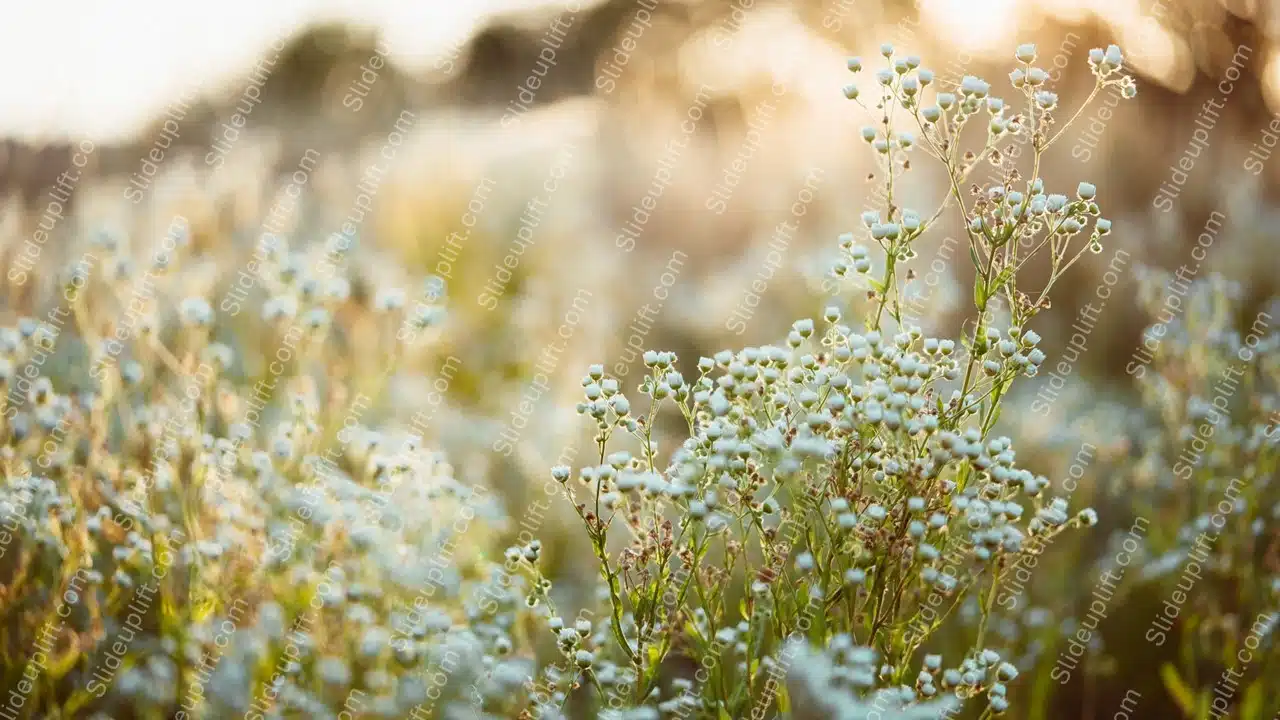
0,0,1278,718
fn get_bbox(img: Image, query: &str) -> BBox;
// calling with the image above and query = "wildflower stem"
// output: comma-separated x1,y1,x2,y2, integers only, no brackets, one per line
596,536,638,667
1045,78,1104,149
971,567,1002,655
871,253,897,332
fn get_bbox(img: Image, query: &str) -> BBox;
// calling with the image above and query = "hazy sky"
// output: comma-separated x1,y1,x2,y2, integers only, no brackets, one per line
0,0,546,142
0,0,1269,142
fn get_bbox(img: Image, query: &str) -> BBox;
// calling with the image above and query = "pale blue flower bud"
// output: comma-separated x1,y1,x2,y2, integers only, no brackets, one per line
1104,44,1123,69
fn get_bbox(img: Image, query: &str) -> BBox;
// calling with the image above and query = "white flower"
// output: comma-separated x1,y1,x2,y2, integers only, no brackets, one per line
960,76,990,97
179,297,213,326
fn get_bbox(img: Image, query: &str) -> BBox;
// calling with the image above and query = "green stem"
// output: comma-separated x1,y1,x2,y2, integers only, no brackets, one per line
1045,79,1105,149
971,568,1002,654
871,252,897,332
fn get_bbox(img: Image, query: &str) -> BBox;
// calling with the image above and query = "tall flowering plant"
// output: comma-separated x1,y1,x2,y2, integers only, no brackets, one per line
514,42,1138,719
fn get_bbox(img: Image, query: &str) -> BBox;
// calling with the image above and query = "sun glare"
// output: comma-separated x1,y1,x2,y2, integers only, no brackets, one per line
919,0,1022,55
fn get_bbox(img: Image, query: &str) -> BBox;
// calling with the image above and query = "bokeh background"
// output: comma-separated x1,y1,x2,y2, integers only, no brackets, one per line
1,0,1278,717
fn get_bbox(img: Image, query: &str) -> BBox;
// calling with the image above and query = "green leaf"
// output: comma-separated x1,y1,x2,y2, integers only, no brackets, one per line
992,265,1016,296
974,280,987,311
969,244,983,271
1160,663,1196,716
62,689,96,718
1241,681,1264,719
49,647,81,682
987,402,1002,429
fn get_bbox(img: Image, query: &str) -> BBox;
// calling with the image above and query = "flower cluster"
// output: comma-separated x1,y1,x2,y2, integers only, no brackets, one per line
0,213,535,719
524,41,1137,718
